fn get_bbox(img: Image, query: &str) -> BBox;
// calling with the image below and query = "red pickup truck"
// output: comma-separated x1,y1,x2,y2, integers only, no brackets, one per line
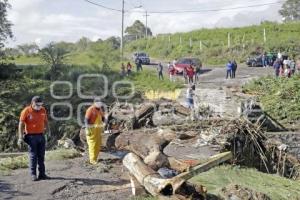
173,58,202,74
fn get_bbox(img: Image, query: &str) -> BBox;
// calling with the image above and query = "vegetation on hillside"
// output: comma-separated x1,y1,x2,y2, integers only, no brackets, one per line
126,22,300,65
243,75,300,127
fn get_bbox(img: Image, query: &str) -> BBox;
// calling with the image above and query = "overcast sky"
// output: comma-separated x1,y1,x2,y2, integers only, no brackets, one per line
6,0,283,47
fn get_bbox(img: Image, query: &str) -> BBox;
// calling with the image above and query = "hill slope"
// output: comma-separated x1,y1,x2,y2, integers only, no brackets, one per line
126,21,300,65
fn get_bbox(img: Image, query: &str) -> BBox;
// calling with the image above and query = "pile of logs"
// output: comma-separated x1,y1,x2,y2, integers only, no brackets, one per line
107,99,191,131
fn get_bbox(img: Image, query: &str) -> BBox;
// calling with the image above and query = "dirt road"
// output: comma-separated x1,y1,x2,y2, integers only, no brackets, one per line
0,152,132,200
177,65,274,118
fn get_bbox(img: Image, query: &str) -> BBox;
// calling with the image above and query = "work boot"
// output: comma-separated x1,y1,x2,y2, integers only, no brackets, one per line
31,175,38,181
38,174,51,180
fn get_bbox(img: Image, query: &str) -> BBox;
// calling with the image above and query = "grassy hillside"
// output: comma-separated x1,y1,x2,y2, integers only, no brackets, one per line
126,21,300,65
243,75,300,127
15,22,300,67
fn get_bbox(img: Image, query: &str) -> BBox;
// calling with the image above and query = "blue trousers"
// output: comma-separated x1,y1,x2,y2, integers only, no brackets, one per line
24,134,46,176
226,69,232,79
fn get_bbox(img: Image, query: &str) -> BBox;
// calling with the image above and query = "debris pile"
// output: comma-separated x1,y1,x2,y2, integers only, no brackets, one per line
77,99,300,198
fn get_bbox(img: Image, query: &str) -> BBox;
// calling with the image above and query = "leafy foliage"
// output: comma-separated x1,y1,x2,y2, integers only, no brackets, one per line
279,0,300,22
39,42,69,80
125,20,152,41
17,43,39,56
0,0,13,50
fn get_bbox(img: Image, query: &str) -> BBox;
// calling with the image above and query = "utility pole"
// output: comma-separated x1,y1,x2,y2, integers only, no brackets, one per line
227,33,231,48
121,0,125,61
263,28,266,43
144,11,150,38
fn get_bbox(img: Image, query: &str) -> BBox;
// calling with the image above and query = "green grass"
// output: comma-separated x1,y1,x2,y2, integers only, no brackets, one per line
0,148,81,175
13,55,42,65
191,165,300,200
243,74,300,126
126,21,300,65
126,69,183,92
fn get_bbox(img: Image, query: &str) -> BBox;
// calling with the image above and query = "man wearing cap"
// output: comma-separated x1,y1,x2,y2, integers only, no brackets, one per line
18,96,50,181
84,98,106,165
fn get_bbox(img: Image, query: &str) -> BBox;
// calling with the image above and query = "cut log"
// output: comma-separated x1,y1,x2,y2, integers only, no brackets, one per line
123,152,186,196
123,152,232,197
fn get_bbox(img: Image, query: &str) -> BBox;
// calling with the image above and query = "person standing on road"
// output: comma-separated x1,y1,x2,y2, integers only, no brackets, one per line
120,63,126,77
186,84,195,110
173,58,177,67
273,59,281,77
167,62,172,70
135,57,142,72
18,96,50,181
290,57,296,75
262,53,267,68
226,61,232,79
127,62,132,76
195,65,201,84
232,60,238,78
183,67,188,84
168,65,176,82
84,98,106,165
187,65,195,84
157,62,164,80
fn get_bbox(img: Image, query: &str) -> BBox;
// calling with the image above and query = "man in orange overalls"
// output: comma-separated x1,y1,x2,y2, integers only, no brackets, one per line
84,98,105,165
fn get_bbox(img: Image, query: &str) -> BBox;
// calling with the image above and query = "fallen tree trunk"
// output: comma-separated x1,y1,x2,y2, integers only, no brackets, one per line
115,128,192,171
123,152,232,198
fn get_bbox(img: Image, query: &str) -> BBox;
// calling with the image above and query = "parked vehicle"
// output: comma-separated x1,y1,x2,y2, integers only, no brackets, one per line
132,52,150,65
246,55,263,67
246,52,278,67
173,58,202,74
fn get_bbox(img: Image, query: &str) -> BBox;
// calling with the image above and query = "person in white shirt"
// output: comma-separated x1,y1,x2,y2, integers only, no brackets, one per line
172,58,177,66
278,52,282,60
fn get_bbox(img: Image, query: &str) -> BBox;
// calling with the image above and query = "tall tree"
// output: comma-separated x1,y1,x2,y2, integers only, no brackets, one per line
17,43,39,56
39,43,69,80
125,20,152,38
279,0,300,21
76,37,91,51
0,0,13,55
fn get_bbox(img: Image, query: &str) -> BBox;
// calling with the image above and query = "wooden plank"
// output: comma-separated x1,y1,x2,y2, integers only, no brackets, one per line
175,151,233,181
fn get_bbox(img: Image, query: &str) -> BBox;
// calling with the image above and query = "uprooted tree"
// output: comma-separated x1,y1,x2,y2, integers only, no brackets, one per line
39,42,69,80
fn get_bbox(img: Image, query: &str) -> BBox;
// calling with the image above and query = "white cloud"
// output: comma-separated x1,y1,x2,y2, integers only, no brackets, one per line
6,0,283,47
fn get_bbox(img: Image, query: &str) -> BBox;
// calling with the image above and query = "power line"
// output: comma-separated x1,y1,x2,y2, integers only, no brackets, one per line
133,1,284,14
82,0,283,14
83,0,122,12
